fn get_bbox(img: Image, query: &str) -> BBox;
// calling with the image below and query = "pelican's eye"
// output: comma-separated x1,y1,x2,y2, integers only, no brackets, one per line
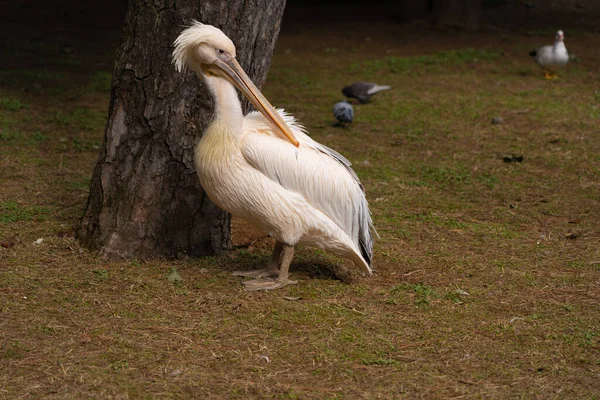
217,49,225,55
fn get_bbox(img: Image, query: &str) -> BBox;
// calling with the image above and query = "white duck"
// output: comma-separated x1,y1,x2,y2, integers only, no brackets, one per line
529,30,569,79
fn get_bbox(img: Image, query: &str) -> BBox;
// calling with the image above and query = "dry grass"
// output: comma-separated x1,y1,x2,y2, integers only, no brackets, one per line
2,3,600,399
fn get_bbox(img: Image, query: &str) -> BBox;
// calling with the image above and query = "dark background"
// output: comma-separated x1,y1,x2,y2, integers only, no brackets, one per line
1,1,598,68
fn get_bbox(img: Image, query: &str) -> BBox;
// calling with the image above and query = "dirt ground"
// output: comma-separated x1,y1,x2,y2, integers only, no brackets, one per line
1,1,599,399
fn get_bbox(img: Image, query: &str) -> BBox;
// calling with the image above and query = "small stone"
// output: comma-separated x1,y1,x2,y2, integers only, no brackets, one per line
492,116,504,125
257,355,270,363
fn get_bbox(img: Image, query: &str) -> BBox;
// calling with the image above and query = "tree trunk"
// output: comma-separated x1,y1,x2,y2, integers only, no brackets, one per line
433,0,482,31
77,0,286,260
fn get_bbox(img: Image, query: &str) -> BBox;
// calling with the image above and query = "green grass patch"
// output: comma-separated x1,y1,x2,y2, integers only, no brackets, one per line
410,165,472,188
86,71,112,93
390,282,436,307
476,173,499,189
1,341,27,360
0,201,52,223
52,108,106,131
92,269,109,280
362,357,399,366
0,129,48,145
348,48,499,74
69,179,91,190
0,97,27,111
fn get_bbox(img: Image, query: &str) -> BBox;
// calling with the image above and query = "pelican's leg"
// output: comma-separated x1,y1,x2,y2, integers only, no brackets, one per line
544,70,553,79
274,244,297,285
242,244,298,291
232,241,283,278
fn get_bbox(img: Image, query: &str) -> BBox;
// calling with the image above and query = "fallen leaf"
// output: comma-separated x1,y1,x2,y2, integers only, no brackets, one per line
1,235,20,248
502,154,523,163
168,267,183,283
80,333,92,344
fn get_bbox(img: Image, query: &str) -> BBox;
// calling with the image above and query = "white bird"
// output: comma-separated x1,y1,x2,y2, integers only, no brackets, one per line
529,30,569,79
333,101,354,125
173,22,375,291
342,82,391,103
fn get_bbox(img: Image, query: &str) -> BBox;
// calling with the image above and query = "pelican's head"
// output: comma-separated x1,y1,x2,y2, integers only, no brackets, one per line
173,22,299,147
556,30,564,42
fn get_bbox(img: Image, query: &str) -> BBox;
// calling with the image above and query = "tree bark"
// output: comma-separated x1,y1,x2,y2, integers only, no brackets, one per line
432,0,482,31
77,0,286,260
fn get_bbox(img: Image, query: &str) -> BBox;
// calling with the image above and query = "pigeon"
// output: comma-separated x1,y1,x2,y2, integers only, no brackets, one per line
529,30,569,79
342,82,391,103
333,101,354,125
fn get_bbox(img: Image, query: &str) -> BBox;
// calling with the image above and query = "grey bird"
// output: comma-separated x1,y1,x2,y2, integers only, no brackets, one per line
342,81,391,103
333,101,354,125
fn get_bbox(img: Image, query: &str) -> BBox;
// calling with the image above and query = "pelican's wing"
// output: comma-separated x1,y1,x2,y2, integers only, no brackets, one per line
242,110,375,266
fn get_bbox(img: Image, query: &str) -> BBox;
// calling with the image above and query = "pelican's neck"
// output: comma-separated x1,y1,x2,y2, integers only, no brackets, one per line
200,72,243,137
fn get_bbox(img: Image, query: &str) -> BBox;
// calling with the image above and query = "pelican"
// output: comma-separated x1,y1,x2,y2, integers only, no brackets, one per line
172,23,375,291
529,30,569,79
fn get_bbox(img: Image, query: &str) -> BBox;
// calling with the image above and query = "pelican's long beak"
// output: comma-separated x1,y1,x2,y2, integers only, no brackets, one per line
208,58,299,147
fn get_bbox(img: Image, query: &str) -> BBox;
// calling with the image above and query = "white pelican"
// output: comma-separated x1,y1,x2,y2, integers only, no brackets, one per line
529,30,569,79
172,22,375,291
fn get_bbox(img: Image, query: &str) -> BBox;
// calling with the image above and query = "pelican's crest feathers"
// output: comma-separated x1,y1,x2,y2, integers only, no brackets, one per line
172,21,236,72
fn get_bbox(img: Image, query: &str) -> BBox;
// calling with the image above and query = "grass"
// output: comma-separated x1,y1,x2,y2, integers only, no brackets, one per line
0,201,51,223
1,5,600,399
0,97,27,111
0,130,48,145
348,48,499,74
52,108,107,131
